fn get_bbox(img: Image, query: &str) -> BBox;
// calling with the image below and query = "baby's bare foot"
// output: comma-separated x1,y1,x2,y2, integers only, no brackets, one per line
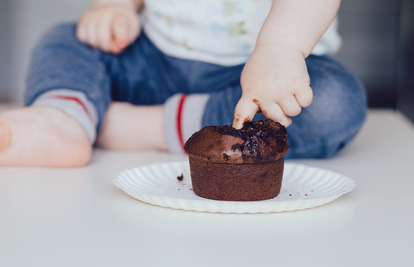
0,106,92,167
96,102,168,151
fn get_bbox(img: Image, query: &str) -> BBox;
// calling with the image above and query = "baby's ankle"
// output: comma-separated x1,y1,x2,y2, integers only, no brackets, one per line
0,122,11,151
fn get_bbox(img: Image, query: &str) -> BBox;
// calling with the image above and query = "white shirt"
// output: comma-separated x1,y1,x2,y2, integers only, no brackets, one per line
142,0,341,66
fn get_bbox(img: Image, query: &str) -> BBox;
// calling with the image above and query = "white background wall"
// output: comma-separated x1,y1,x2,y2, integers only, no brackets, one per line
0,0,89,102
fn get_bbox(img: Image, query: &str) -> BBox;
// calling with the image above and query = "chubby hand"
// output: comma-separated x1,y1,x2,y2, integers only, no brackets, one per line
233,44,313,129
76,4,141,54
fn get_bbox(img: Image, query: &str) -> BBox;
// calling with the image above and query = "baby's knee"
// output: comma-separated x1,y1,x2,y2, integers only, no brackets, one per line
311,59,367,129
289,102,366,158
288,57,367,158
35,23,82,52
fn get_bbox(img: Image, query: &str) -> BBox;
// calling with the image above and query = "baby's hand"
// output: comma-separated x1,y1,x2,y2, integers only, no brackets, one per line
233,44,313,128
76,3,141,54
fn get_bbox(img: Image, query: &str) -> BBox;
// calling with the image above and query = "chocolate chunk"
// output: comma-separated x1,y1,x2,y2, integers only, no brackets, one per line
216,119,287,161
177,174,184,181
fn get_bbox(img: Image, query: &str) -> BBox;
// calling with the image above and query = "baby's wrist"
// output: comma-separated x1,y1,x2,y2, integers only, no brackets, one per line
255,42,306,58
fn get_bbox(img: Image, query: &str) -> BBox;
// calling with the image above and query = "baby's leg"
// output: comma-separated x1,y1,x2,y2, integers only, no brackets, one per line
96,94,210,153
19,24,115,166
96,52,366,158
0,106,91,167
96,102,168,151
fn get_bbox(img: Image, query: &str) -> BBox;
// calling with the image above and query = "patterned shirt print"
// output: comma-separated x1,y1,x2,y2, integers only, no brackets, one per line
141,0,341,66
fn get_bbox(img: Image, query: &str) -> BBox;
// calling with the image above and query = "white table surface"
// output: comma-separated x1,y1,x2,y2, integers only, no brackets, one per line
1,108,414,267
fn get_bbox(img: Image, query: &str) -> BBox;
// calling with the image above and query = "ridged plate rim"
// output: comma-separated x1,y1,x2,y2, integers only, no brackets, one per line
113,161,355,214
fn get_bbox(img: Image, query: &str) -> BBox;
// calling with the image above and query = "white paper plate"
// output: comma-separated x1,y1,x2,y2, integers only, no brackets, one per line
113,161,355,214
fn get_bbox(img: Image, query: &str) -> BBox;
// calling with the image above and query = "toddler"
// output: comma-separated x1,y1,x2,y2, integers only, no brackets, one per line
0,0,366,167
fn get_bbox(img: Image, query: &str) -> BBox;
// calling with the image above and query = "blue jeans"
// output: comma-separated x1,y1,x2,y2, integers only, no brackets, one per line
26,24,367,158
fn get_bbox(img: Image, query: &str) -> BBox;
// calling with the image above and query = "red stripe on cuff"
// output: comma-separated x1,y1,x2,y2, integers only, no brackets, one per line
47,95,95,123
176,95,187,151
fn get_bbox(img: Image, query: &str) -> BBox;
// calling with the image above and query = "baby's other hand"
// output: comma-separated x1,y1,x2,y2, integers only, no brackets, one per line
76,4,140,54
233,44,313,129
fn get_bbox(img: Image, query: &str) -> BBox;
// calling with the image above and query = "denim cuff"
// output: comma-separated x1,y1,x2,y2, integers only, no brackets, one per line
31,89,98,143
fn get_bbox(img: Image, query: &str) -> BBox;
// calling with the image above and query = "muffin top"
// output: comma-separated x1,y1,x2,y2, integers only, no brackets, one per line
184,120,289,164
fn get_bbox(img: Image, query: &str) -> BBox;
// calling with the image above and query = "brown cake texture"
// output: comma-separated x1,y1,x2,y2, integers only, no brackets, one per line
184,119,289,201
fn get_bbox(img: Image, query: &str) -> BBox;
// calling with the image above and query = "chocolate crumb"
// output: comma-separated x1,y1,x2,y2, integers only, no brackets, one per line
177,174,184,181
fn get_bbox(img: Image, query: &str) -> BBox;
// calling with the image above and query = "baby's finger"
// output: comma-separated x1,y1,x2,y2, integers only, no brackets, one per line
127,15,141,43
278,94,302,117
76,22,88,43
97,14,112,52
259,102,292,127
295,86,313,108
87,19,99,48
111,16,129,53
232,98,259,129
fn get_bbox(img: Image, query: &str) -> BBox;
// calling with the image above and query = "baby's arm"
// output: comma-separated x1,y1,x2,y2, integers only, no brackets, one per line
76,0,143,54
233,0,341,128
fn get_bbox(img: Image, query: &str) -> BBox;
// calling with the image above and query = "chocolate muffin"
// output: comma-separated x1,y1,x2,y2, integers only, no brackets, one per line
184,119,289,201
